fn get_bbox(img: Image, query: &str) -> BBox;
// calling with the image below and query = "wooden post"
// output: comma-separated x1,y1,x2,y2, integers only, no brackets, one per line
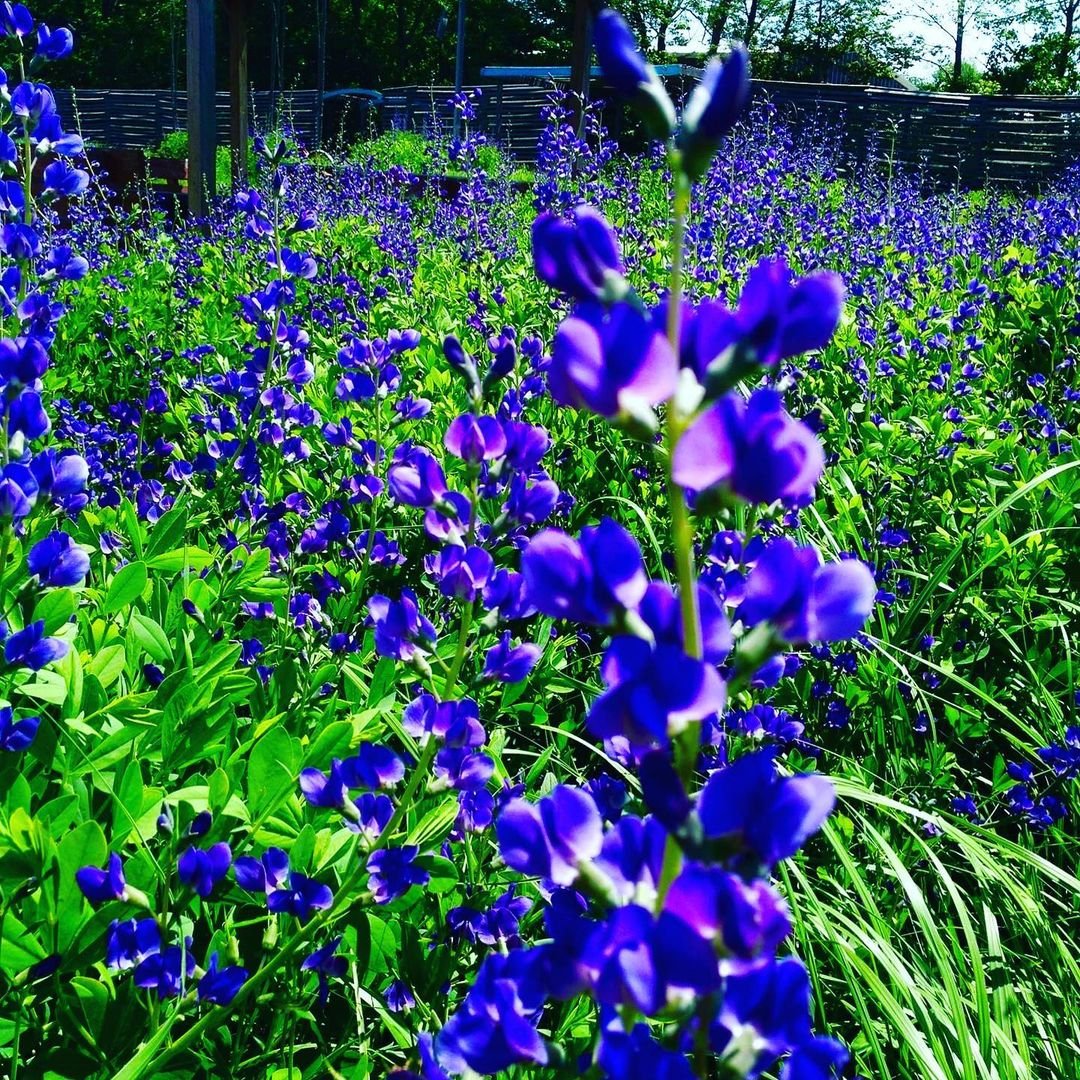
186,0,216,217
569,0,592,135
315,0,328,148
227,0,249,187
452,0,466,143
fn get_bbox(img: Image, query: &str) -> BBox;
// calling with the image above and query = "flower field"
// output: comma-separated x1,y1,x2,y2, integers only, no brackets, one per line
1,6,1079,1080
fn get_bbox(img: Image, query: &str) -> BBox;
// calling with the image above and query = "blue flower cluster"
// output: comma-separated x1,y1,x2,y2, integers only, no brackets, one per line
365,12,877,1077
0,2,89,761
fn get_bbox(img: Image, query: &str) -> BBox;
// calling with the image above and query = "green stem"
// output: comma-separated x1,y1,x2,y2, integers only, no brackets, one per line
0,527,11,616
442,601,474,699
352,404,383,605
663,163,704,786
10,1003,20,1080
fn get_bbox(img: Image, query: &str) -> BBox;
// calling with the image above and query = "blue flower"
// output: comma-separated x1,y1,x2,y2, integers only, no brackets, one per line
434,747,494,791
596,1010,695,1080
76,852,130,906
0,335,49,386
300,759,350,809
387,449,448,508
678,47,752,178
673,390,824,505
532,205,625,303
197,953,248,1005
385,978,416,1012
587,636,726,753
426,545,494,602
782,1036,851,1080
234,847,290,893
367,590,437,661
42,159,87,197
587,905,720,1014
710,957,818,1074
481,632,541,683
522,518,647,625
592,8,650,94
303,936,348,1007
267,872,333,923
105,917,160,971
27,530,89,587
435,951,549,1074
134,944,194,999
0,476,32,524
177,842,232,898
549,301,677,422
676,259,844,382
664,863,792,958
366,846,429,903
592,8,675,137
698,751,834,866
0,706,39,751
1,4,34,38
443,414,506,462
737,538,877,643
340,743,406,789
349,792,395,840
496,785,603,887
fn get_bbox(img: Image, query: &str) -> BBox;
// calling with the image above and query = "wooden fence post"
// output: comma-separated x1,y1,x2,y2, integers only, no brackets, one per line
186,0,216,217
569,0,592,135
227,0,249,188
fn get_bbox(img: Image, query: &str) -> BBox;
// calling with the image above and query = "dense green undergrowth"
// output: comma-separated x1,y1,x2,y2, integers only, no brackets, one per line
3,105,1079,1077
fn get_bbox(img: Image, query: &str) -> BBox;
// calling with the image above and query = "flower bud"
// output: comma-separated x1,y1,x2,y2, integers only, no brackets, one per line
678,46,751,180
531,206,627,304
593,8,676,139
443,335,481,396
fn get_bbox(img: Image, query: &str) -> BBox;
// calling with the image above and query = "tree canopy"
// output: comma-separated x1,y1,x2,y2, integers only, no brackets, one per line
28,0,1080,95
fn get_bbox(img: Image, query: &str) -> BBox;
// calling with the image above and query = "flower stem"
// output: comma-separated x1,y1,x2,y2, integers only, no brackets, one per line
663,163,704,786
443,595,475,695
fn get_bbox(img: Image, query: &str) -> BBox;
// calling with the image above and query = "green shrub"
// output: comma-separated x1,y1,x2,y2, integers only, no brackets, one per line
350,129,432,173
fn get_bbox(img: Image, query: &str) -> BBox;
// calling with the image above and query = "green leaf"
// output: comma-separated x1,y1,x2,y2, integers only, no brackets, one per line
367,656,398,706
129,611,173,662
247,727,302,820
414,854,459,894
111,760,144,843
305,720,355,767
146,546,216,572
105,560,148,614
85,644,127,690
359,913,398,979
33,587,77,634
72,976,111,1034
143,501,190,559
208,767,231,812
56,820,107,950
0,911,47,977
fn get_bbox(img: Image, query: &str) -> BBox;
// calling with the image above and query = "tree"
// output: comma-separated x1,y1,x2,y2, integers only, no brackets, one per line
690,0,798,49
611,0,697,52
1022,0,1080,76
986,30,1079,90
916,59,1000,91
753,0,922,82
912,0,1013,90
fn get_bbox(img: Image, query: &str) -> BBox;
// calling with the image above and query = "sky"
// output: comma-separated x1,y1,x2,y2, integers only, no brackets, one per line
893,11,997,80
676,4,1018,82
